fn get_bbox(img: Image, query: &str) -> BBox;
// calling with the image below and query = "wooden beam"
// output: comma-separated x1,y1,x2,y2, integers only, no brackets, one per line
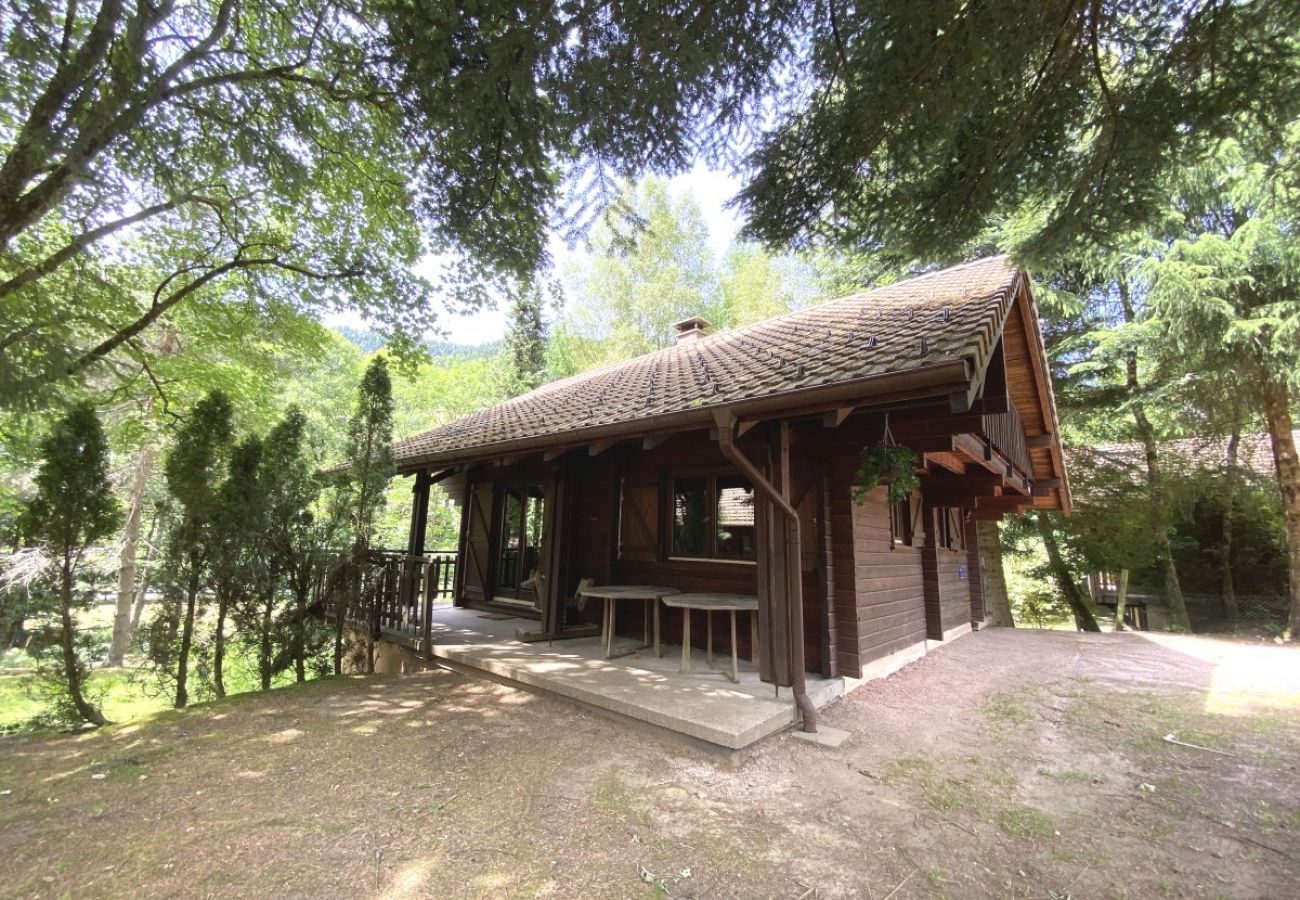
896,435,958,454
642,433,671,450
1026,432,1054,450
973,495,1035,512
736,419,759,438
587,438,619,456
542,447,568,462
493,453,525,467
822,406,854,428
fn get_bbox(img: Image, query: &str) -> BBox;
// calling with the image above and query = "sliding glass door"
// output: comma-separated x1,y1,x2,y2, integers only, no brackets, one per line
493,484,546,607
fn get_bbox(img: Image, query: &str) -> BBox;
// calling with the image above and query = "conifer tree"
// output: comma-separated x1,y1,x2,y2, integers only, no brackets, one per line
502,284,549,395
262,407,330,683
210,436,264,698
337,357,395,674
160,391,233,708
1145,127,1300,638
21,403,122,726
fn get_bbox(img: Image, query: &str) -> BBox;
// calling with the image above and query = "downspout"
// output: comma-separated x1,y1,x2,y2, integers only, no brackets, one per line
713,412,817,733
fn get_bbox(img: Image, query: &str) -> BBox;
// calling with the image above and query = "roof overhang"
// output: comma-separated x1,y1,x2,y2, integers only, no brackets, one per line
394,358,972,474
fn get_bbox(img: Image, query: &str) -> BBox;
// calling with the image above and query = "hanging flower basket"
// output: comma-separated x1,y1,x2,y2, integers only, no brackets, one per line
852,440,920,506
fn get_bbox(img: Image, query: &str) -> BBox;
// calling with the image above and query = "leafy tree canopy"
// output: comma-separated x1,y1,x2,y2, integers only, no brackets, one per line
739,0,1300,267
0,0,798,405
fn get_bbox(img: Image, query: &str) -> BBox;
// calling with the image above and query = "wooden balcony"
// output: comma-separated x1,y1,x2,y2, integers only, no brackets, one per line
980,403,1032,478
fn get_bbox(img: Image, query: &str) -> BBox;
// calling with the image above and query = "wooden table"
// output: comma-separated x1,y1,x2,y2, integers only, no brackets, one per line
661,593,759,683
577,585,681,659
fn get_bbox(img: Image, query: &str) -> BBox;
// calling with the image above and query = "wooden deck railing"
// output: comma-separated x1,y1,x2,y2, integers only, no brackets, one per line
352,550,457,649
980,403,1033,479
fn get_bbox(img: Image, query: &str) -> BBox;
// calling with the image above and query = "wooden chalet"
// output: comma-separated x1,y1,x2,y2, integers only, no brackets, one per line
378,256,1069,745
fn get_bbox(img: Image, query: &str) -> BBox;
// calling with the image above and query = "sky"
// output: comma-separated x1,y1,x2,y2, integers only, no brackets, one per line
408,165,744,345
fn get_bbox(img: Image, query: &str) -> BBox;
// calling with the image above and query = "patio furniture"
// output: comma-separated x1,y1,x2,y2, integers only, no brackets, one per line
661,593,759,683
576,584,681,659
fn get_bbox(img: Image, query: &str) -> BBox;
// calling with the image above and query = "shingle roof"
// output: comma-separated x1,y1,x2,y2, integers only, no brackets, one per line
1068,432,1295,483
395,256,1022,467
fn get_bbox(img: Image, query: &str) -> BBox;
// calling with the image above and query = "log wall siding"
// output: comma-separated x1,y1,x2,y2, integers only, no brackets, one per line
921,518,972,639
965,517,986,623
824,417,930,677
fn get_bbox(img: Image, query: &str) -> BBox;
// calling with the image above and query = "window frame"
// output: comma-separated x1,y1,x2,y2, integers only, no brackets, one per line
937,506,965,551
665,469,758,564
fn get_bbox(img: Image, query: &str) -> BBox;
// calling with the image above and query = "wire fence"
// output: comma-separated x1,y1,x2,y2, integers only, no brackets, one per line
1094,590,1289,637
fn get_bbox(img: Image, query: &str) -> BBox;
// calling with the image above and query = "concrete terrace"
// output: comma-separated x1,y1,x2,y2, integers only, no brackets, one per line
412,606,845,749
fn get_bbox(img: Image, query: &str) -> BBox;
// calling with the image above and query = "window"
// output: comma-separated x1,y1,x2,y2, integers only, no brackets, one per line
672,477,708,556
715,475,757,559
938,507,964,551
670,473,757,561
890,495,914,548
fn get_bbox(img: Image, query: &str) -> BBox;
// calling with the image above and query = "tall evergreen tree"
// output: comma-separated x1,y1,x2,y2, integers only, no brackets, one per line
160,391,233,708
1144,127,1300,638
209,436,264,698
21,403,122,726
502,284,549,395
740,1,1300,264
262,407,331,683
337,358,395,673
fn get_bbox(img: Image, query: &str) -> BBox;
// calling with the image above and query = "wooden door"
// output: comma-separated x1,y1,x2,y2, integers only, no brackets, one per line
460,482,494,605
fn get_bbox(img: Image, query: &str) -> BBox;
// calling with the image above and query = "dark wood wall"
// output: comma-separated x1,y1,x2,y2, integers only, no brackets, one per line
921,508,972,639
826,418,928,678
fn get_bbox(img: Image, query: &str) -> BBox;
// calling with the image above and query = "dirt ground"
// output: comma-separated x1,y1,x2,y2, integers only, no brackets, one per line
2,629,1298,900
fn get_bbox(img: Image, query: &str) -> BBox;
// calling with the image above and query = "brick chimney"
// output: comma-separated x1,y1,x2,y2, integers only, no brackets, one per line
673,316,711,344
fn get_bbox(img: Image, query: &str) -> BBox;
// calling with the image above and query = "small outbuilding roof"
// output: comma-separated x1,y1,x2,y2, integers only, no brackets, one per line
394,256,1044,472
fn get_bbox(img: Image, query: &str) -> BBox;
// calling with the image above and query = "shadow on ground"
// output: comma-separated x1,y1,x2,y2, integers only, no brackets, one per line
1,629,1298,899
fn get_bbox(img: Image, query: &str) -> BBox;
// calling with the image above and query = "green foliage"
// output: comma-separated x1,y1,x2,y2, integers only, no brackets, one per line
0,0,800,403
1143,128,1300,392
501,282,550,396
22,403,122,556
740,0,1300,265
561,178,721,365
153,391,235,705
18,402,121,727
344,358,395,554
851,444,920,506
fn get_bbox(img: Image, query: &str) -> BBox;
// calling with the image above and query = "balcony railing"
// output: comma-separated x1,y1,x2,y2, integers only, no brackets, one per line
980,403,1033,479
355,550,457,648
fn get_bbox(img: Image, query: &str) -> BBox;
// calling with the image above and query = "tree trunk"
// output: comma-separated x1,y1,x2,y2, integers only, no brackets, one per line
294,567,307,684
60,562,107,726
1036,512,1101,632
1118,273,1190,632
259,589,275,691
213,596,228,700
175,567,199,709
1261,379,1300,640
1114,568,1130,632
128,514,159,635
1222,428,1240,623
977,520,1015,627
107,446,155,667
